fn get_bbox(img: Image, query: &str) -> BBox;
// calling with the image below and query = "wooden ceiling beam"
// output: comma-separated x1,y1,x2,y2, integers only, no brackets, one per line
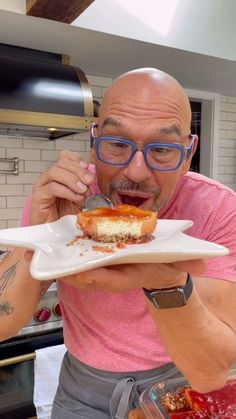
26,0,95,23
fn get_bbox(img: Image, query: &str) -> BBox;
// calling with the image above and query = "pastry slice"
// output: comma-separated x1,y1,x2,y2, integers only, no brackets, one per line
76,204,157,243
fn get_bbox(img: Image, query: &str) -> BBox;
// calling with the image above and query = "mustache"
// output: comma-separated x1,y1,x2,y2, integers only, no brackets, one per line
109,180,159,195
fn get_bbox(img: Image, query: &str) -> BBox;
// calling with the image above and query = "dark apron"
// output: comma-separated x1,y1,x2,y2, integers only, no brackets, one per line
51,352,182,419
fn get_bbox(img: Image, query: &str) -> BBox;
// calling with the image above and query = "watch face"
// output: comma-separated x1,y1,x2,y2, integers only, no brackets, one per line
152,289,187,309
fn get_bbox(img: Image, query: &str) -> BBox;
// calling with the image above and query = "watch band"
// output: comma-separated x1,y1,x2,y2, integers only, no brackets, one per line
143,273,193,309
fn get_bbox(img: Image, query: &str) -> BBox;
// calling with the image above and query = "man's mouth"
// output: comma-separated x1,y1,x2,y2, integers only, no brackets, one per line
118,193,149,207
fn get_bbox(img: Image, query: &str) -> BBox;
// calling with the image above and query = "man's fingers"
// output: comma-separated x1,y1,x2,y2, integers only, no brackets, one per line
173,259,207,275
56,158,95,186
59,149,87,163
24,250,34,262
59,259,207,293
34,154,95,200
60,267,127,292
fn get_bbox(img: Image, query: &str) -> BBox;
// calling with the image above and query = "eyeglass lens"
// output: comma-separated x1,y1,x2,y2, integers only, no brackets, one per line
97,139,183,170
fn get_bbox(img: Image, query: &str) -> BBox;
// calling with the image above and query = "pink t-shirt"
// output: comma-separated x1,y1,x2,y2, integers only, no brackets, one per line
21,171,236,372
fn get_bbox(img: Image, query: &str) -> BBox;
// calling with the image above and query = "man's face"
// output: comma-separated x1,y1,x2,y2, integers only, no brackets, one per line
90,75,195,213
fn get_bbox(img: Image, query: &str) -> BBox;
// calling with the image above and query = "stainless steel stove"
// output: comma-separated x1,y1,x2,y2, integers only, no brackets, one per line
18,282,63,337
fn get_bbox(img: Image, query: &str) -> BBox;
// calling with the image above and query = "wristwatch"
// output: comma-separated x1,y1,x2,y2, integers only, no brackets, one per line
143,273,193,309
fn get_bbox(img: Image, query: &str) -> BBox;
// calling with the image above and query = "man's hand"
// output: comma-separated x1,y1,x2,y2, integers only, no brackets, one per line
59,259,206,293
30,151,95,225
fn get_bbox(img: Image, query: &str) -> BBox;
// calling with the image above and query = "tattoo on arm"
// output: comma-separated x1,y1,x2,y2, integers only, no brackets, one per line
0,260,52,317
0,301,13,316
0,260,19,316
0,261,19,296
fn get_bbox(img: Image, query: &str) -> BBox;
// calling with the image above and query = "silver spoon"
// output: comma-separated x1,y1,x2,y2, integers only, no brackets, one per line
73,194,113,212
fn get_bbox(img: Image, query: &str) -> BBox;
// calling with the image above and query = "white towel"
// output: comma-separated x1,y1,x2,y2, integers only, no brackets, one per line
34,344,66,419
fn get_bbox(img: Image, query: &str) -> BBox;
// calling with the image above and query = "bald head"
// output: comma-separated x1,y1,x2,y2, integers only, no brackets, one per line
99,67,192,133
116,67,180,87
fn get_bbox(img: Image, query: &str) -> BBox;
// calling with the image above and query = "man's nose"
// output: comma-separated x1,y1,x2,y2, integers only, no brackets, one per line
123,150,152,182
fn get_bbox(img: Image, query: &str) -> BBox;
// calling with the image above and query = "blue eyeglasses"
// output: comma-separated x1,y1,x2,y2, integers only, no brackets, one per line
90,124,194,172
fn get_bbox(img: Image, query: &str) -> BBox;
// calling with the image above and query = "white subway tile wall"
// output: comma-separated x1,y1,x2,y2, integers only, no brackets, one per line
219,96,236,190
0,76,235,227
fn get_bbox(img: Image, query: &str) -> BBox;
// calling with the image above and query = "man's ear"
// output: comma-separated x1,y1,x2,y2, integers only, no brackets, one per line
190,135,198,157
181,135,198,175
89,147,96,164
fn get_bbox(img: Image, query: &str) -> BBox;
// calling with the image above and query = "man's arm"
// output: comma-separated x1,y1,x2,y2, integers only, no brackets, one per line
146,276,236,393
0,151,95,341
0,248,51,341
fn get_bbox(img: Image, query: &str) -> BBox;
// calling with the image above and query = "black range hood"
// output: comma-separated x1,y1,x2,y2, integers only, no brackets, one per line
0,44,94,139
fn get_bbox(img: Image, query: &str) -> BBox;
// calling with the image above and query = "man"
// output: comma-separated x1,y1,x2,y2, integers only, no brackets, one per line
1,68,236,419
